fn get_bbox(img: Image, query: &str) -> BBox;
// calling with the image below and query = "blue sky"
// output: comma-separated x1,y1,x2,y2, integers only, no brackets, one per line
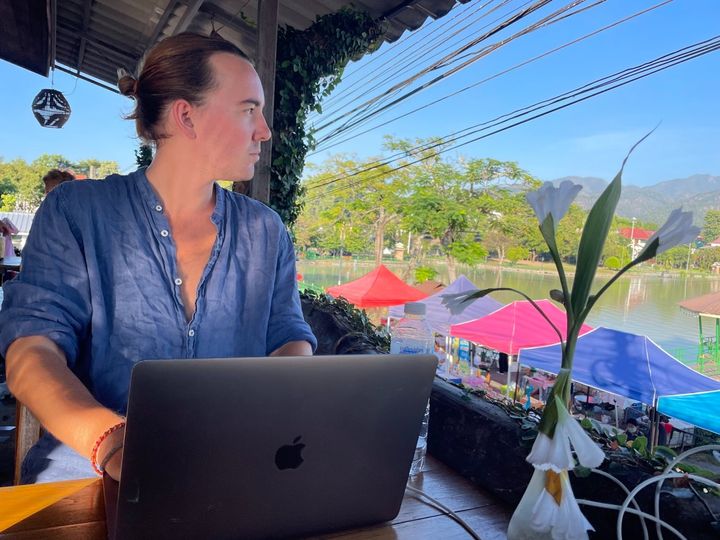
0,0,718,186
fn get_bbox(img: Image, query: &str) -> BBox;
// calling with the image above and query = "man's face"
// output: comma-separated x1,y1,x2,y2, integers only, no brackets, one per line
193,53,271,181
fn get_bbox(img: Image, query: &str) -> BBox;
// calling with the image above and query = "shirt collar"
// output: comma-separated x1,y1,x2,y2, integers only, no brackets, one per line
133,167,225,224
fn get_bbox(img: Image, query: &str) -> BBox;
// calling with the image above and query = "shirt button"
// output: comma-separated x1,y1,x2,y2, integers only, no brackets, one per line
155,205,163,212
160,229,169,237
174,278,183,286
188,329,195,337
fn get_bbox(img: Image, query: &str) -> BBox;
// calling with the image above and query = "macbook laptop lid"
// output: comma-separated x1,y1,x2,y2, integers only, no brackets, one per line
110,354,437,539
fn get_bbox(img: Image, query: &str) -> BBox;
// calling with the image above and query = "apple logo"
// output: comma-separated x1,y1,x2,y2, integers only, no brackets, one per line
275,436,305,470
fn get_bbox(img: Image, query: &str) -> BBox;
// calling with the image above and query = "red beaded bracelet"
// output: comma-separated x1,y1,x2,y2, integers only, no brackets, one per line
90,421,126,476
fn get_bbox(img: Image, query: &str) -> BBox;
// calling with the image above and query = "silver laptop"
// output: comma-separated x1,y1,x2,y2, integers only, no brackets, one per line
105,354,437,539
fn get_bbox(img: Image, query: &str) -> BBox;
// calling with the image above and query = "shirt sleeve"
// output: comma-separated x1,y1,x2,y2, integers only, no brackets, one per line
265,226,317,355
0,188,91,366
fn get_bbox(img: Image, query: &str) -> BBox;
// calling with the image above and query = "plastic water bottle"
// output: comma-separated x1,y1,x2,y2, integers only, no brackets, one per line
390,302,433,476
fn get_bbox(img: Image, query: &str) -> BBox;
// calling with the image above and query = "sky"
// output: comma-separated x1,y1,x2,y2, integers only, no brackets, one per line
0,0,718,186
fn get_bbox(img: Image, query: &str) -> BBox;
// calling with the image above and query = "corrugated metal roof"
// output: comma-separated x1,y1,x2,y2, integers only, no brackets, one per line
0,212,35,234
49,0,469,89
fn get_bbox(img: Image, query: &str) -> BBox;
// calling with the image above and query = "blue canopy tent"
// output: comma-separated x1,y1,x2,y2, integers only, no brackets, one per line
517,327,720,434
658,390,720,435
388,275,503,335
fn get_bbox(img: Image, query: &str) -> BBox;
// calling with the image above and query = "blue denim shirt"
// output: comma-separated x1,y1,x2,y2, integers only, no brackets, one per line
0,169,316,415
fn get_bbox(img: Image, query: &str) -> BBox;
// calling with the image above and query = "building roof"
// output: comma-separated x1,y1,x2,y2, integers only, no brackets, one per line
619,227,654,240
2,0,470,90
0,212,35,234
678,291,720,318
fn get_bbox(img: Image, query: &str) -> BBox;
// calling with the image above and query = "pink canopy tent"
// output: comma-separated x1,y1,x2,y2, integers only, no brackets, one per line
449,299,593,355
325,264,427,308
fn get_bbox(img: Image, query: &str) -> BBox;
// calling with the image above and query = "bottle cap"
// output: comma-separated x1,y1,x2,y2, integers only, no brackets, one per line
404,302,426,316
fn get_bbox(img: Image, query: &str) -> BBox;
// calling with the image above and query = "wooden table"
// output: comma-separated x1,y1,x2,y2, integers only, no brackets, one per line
0,257,21,272
0,456,511,539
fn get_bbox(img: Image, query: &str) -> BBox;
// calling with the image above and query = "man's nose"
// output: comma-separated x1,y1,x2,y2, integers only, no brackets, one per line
256,114,271,142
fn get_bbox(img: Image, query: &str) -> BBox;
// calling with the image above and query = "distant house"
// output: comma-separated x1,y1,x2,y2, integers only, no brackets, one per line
0,211,35,250
619,227,654,259
708,236,720,248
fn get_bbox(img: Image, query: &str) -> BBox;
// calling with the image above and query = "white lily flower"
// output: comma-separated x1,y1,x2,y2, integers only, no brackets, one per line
507,468,593,540
635,208,700,262
526,181,583,226
527,401,605,472
440,290,479,315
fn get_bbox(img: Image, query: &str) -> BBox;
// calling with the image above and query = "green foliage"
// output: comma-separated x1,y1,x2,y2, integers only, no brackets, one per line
693,246,720,271
447,240,488,265
299,289,390,352
604,256,621,270
272,9,384,226
74,159,119,178
0,194,16,212
0,154,118,212
702,209,720,243
135,144,153,168
506,246,529,264
656,245,690,269
300,141,541,269
415,266,438,283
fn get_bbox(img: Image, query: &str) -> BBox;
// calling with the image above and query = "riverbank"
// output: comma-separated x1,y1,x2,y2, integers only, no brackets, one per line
300,256,720,282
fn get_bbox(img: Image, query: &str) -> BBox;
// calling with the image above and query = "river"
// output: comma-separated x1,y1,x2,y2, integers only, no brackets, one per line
297,259,720,364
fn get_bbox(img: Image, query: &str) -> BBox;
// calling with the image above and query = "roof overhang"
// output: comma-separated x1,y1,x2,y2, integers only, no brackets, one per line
1,0,469,90
0,0,53,77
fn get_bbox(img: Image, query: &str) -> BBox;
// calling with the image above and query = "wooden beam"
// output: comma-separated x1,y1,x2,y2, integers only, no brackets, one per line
139,0,179,70
75,0,94,72
172,0,205,35
251,0,278,205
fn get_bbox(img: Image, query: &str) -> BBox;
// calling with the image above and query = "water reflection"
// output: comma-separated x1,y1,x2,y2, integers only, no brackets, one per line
298,260,720,357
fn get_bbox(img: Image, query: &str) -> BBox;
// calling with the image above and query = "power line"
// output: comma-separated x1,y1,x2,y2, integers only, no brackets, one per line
303,34,720,203
313,0,519,120
313,0,600,147
309,0,672,155
310,0,557,137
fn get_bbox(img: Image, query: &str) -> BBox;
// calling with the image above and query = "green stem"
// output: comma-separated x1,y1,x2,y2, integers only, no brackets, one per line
474,287,565,350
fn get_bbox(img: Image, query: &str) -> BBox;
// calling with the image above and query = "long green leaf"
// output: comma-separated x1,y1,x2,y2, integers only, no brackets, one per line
570,173,621,316
570,128,656,316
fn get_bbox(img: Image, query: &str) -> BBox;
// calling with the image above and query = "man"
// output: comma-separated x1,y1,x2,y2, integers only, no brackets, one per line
0,33,315,483
42,169,75,195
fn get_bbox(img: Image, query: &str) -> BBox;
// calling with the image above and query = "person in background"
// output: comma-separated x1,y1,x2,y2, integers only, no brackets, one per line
42,169,75,195
658,415,674,446
0,32,316,484
625,418,641,441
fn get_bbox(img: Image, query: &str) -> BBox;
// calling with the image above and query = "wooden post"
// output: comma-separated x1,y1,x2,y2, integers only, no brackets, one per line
251,0,279,204
14,402,42,485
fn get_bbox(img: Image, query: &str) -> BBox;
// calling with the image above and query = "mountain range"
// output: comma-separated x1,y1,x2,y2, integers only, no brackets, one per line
551,174,720,226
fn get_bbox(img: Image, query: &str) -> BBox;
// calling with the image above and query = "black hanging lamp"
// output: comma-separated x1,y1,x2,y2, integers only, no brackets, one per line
31,88,72,128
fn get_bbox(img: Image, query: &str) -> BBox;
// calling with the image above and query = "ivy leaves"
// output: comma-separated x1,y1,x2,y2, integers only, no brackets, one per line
271,9,384,226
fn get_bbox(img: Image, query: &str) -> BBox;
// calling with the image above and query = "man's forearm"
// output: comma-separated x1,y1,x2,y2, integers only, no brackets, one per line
270,340,313,356
6,336,124,458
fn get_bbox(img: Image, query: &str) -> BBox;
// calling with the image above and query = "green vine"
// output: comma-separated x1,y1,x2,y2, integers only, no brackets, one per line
299,289,390,352
271,8,384,225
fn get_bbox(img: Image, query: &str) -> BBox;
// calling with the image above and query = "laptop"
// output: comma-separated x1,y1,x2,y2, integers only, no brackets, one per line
103,354,437,539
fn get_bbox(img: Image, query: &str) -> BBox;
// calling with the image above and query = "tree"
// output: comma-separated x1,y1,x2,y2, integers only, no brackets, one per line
507,246,529,264
656,245,690,269
693,247,720,271
74,159,120,178
135,144,153,168
703,210,720,244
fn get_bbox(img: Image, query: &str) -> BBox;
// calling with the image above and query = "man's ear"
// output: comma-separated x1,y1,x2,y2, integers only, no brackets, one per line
168,99,197,139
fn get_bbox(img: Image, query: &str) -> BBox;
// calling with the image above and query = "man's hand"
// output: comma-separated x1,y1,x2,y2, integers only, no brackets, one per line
96,425,125,481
